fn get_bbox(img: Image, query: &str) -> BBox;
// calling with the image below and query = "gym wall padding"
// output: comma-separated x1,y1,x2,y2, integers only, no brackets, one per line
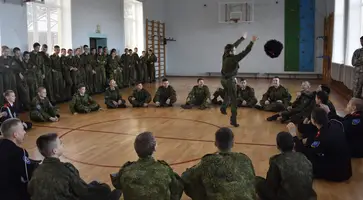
284,0,300,71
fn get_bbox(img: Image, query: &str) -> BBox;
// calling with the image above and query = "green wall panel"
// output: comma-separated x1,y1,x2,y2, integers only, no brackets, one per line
284,0,300,71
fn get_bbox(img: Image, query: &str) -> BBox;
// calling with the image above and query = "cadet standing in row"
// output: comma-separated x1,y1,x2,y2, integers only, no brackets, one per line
132,47,141,82
146,49,157,83
13,48,30,110
39,44,55,103
1,46,17,103
50,45,64,102
23,51,38,101
82,45,94,94
108,49,123,88
62,49,73,100
128,82,152,107
95,46,107,93
181,78,210,110
140,50,147,83
351,36,363,98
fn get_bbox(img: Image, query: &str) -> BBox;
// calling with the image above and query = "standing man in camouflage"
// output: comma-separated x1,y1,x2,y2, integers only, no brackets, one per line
181,78,210,109
236,78,258,108
0,46,17,100
69,84,101,115
128,82,152,107
132,47,141,82
120,48,129,86
257,77,291,112
82,45,94,94
12,47,30,110
220,32,257,127
110,132,184,200
30,43,44,92
351,36,363,99
62,49,73,100
146,49,157,83
140,50,147,83
23,51,38,101
108,49,123,88
153,78,177,107
29,87,60,122
50,45,64,102
104,79,126,109
128,49,135,85
0,46,12,106
256,131,317,200
182,127,256,200
95,46,107,93
70,48,83,94
39,44,55,103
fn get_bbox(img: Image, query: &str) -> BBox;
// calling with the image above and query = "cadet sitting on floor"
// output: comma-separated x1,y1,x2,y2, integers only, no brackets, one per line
128,82,152,107
181,78,210,110
211,88,225,105
69,84,101,114
110,132,184,200
255,131,317,200
322,98,363,158
29,87,60,122
257,77,291,112
153,78,177,107
236,78,258,108
104,79,126,109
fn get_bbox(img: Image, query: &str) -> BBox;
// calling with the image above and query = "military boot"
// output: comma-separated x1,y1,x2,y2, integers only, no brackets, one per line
230,114,239,127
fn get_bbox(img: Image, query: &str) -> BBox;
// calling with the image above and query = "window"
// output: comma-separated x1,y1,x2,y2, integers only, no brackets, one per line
332,0,345,63
361,0,363,36
124,0,144,52
27,0,61,53
345,0,363,65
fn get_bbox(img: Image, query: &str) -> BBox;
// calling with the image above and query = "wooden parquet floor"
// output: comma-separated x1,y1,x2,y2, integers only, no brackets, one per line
19,77,362,200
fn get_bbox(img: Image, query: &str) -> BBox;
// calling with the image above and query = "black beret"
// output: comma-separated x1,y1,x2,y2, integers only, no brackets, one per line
264,40,283,58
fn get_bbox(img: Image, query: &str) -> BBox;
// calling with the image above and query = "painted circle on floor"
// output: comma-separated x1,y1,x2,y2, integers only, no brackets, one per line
59,117,222,168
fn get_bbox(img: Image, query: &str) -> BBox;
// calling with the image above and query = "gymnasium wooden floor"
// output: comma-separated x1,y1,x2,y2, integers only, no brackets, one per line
21,77,362,200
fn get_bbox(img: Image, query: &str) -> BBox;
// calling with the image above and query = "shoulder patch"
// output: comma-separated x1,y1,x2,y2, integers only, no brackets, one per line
352,119,361,125
36,105,41,110
311,141,320,148
23,155,31,164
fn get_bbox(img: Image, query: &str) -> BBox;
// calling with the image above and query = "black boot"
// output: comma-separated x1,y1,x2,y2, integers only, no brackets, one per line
230,115,239,127
220,107,227,115
266,114,279,121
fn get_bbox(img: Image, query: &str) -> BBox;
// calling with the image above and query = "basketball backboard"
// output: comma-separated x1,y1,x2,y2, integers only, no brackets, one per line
218,1,254,23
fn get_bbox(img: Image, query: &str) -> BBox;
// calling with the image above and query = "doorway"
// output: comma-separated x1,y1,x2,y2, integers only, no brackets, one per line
89,37,107,49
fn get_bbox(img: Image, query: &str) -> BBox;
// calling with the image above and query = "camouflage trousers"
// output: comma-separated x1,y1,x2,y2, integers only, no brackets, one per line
352,69,363,99
186,97,209,109
128,96,151,107
153,95,177,106
259,101,286,112
29,109,59,122
75,103,100,113
105,99,126,109
255,176,276,200
221,78,237,115
237,98,258,108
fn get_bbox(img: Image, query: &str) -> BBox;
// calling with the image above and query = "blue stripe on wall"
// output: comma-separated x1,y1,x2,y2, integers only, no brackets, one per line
299,0,315,72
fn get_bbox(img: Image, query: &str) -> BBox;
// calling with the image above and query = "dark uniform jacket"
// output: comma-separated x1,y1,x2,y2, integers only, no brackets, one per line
0,139,39,200
290,91,314,113
294,120,352,182
329,111,363,158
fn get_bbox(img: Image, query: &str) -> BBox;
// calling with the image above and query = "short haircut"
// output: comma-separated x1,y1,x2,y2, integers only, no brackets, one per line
215,127,234,150
4,90,14,97
111,49,117,54
33,43,40,48
54,45,60,49
42,44,48,48
103,46,107,50
61,48,66,51
13,47,20,53
350,98,363,112
75,48,80,51
68,49,73,52
360,36,363,40
98,46,103,50
36,133,59,157
78,84,86,89
128,49,132,52
197,78,203,82
316,91,329,104
23,51,30,56
276,132,294,152
240,78,246,82
320,84,330,94
1,118,22,138
273,76,279,79
162,78,168,82
134,132,156,158
136,81,143,85
37,87,46,93
83,45,88,48
311,107,329,126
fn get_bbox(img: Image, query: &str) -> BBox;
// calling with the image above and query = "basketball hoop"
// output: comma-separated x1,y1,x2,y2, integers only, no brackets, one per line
229,18,239,23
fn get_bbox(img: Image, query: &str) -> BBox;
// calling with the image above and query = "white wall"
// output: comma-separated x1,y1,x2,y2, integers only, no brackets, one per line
142,0,166,22
71,0,124,51
0,2,28,51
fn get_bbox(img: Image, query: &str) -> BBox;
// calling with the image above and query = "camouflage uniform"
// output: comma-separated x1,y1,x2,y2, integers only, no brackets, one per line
211,88,225,105
221,37,254,122
12,57,30,109
30,51,44,94
255,152,317,200
50,53,64,101
29,96,59,122
146,53,157,82
260,85,291,112
69,93,100,114
95,53,107,93
111,156,184,200
0,56,17,98
182,151,256,200
23,59,38,101
128,88,152,107
61,55,73,100
39,51,55,102
104,87,126,108
153,85,177,106
183,85,211,109
108,56,123,88
70,56,84,94
120,53,130,86
236,85,258,107
28,157,113,200
351,48,363,98
132,52,141,82
81,53,94,94
140,55,147,82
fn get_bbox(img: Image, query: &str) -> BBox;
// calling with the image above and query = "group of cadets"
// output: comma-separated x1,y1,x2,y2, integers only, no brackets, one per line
0,43,158,109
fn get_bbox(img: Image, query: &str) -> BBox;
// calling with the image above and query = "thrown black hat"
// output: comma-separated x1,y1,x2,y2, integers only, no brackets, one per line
264,40,283,58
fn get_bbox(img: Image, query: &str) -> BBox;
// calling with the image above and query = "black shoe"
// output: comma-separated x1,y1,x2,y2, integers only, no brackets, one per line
220,107,227,115
255,105,263,110
267,114,279,121
181,104,192,109
230,116,239,127
119,104,127,108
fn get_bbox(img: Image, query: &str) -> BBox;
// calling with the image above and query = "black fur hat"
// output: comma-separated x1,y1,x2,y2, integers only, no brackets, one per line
264,40,283,58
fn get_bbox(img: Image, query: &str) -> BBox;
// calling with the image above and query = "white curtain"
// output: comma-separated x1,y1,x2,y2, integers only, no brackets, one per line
124,0,144,52
345,0,362,66
332,0,345,64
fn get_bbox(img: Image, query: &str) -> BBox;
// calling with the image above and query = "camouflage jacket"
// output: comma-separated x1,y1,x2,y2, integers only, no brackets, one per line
69,93,97,113
30,96,57,119
352,48,363,68
154,86,177,102
182,151,256,200
262,85,291,105
187,85,210,102
50,54,62,72
96,53,108,67
107,56,121,75
237,85,256,101
265,151,316,200
104,87,122,103
132,88,151,103
28,157,88,200
111,156,184,200
290,90,314,113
